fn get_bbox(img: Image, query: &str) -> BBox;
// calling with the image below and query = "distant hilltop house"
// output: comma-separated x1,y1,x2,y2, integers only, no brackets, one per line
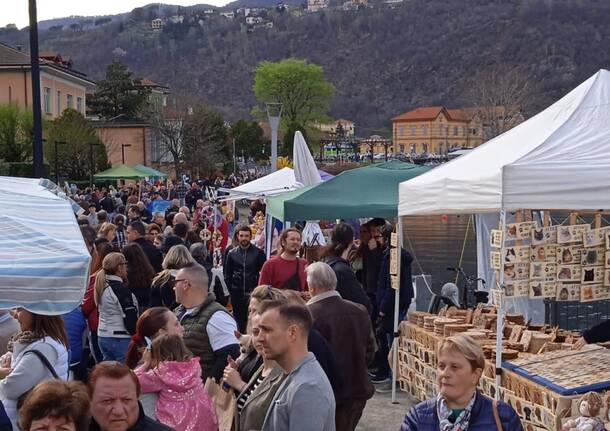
308,0,329,12
315,119,355,137
151,18,164,30
0,42,95,119
343,0,368,10
246,15,265,25
169,15,184,24
220,12,235,19
204,9,216,15
391,105,522,155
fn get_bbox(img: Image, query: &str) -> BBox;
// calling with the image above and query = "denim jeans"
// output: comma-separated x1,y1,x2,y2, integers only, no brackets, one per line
98,337,131,363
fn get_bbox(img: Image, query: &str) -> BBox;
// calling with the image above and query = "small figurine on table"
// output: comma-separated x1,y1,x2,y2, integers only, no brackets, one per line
561,392,604,431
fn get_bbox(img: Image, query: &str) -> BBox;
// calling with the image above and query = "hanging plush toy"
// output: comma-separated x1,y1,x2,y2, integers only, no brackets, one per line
561,392,605,431
212,229,224,269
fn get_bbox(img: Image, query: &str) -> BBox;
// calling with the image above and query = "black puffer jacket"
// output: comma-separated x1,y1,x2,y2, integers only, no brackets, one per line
325,255,372,313
224,245,266,296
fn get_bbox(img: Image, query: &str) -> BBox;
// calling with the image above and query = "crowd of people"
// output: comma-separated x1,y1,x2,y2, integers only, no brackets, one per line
0,179,524,431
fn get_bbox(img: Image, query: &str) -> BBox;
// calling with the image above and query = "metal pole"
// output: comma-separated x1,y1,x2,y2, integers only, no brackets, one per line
29,0,44,178
270,119,279,172
391,216,403,403
233,137,236,173
122,145,125,164
90,142,94,187
494,209,507,398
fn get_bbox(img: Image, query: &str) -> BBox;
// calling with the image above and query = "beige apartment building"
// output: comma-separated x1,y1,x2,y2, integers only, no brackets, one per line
0,42,95,119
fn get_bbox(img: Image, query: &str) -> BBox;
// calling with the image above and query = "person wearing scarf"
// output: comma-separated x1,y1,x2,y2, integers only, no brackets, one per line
400,334,523,431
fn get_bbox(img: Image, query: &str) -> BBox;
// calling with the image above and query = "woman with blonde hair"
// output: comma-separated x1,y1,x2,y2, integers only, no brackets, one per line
150,245,195,309
95,252,139,362
97,222,117,244
400,334,522,431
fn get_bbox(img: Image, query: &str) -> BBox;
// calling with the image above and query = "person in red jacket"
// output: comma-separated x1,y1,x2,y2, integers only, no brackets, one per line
81,242,113,363
259,228,308,292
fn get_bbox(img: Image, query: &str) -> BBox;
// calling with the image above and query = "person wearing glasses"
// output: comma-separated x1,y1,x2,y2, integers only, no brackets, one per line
95,253,139,362
174,263,240,381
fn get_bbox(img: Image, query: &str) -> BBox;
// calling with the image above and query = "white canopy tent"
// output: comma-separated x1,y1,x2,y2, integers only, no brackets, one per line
399,69,610,216
396,69,610,398
220,167,300,200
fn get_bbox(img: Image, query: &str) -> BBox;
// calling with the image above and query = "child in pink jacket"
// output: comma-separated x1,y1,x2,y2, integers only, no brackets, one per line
135,334,218,431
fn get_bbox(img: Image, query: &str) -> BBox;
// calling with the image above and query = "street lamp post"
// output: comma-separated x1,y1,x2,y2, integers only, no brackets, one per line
29,0,44,177
90,142,102,187
266,103,282,172
54,141,66,184
121,144,132,164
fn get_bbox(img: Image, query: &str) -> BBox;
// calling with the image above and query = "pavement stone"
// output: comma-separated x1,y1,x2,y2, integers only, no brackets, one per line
356,386,416,430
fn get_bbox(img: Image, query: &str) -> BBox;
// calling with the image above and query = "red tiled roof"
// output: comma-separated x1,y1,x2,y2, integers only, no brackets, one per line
392,106,446,122
138,78,169,89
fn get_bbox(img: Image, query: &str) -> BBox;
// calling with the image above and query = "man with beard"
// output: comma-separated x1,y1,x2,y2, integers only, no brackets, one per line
224,225,266,332
259,228,308,293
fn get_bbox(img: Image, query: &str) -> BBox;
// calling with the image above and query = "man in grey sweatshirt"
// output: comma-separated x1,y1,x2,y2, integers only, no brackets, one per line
258,300,335,431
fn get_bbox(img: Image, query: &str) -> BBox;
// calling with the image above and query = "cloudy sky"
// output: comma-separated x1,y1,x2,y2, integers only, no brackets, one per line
3,1,226,29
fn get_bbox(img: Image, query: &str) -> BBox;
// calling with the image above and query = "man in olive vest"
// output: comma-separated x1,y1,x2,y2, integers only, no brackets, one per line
174,263,240,381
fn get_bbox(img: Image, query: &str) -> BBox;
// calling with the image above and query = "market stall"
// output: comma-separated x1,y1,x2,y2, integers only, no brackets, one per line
397,69,610,429
93,165,150,181
0,176,91,314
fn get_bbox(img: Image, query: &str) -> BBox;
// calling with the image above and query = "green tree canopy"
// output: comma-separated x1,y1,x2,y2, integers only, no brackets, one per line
182,106,229,177
0,104,34,163
45,109,109,181
88,61,150,121
230,120,267,160
253,58,334,133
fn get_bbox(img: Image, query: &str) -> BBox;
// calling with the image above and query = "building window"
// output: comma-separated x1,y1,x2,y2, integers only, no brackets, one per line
43,87,51,114
454,126,458,136
410,144,416,154
422,126,427,135
67,94,73,109
411,126,416,136
399,126,405,137
77,97,83,113
399,144,404,153
57,90,61,115
423,143,428,153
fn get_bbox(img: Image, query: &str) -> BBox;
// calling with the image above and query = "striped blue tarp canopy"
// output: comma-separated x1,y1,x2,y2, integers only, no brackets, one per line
0,177,91,315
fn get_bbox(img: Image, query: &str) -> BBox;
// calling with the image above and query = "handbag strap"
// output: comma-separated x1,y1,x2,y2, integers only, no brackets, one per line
492,399,503,431
24,349,59,379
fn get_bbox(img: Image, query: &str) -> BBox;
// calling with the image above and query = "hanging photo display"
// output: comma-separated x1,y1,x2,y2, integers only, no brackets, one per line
503,246,530,263
557,264,582,282
580,247,605,266
490,229,503,248
504,262,529,281
606,251,610,268
556,246,582,265
531,225,557,245
581,265,604,284
490,251,501,270
529,262,556,281
529,281,556,298
580,284,610,302
583,227,609,247
530,245,556,262
557,224,590,244
556,283,581,301
504,280,529,298
505,221,538,241
605,269,610,287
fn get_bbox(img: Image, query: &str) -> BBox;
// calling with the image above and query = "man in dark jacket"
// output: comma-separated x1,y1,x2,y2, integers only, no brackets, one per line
99,192,115,214
126,221,163,273
89,362,172,431
325,255,372,313
373,224,414,384
306,262,376,431
185,182,204,211
174,263,240,381
224,225,266,332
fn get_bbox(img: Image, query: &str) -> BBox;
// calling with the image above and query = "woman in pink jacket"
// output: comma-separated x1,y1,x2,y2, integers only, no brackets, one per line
135,334,218,431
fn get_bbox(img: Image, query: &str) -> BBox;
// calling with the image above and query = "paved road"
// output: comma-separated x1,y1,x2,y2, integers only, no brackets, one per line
356,386,416,431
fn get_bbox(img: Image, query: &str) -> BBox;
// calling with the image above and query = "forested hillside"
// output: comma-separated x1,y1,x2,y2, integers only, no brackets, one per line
1,0,609,132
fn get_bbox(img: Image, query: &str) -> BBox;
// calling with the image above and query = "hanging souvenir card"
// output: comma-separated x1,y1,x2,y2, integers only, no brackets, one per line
556,284,580,301
581,247,605,266
503,246,530,263
583,227,608,248
581,284,610,302
530,245,556,262
504,263,529,281
557,265,582,282
529,262,556,281
556,246,582,265
581,266,604,285
557,224,590,244
531,226,557,245
529,281,556,298
490,229,503,248
504,280,529,298
490,251,501,270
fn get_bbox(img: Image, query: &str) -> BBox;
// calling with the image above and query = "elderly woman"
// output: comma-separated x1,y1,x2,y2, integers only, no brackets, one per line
400,334,522,431
18,380,90,431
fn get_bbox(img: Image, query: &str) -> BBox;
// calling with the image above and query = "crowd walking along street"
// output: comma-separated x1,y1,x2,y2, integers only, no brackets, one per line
1,1,610,430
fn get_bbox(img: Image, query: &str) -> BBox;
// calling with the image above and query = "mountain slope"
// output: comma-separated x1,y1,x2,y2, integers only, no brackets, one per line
1,0,609,132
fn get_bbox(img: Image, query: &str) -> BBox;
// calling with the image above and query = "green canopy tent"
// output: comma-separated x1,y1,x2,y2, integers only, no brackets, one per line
93,165,149,181
135,164,168,179
267,161,431,221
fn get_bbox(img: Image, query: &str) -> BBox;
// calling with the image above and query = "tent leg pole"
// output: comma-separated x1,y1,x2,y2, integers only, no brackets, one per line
494,209,507,399
265,215,273,259
391,216,403,404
